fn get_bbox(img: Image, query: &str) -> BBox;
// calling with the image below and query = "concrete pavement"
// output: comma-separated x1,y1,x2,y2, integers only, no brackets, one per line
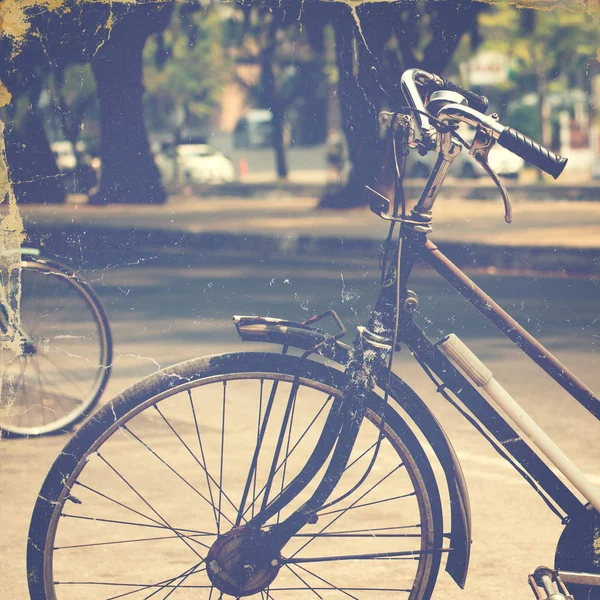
16,190,600,274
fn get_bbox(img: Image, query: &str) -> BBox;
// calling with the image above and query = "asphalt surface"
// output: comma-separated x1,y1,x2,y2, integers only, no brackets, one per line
2,250,599,599
15,188,600,277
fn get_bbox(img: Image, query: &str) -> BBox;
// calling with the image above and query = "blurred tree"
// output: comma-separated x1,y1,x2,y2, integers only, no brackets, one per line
46,64,98,161
224,0,327,179
89,1,174,204
1,0,174,205
0,32,66,204
475,6,599,148
144,1,227,144
307,0,486,209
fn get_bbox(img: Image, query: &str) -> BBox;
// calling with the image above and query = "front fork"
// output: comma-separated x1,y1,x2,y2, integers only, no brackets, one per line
251,226,427,552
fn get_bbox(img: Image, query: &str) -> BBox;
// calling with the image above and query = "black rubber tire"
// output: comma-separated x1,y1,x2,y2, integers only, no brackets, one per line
0,256,112,437
28,352,443,599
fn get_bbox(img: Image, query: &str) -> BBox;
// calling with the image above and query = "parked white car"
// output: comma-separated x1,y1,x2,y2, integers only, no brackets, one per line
51,141,77,172
156,144,235,185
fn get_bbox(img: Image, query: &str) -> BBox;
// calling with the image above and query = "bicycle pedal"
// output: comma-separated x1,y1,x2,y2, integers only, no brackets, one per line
528,567,573,600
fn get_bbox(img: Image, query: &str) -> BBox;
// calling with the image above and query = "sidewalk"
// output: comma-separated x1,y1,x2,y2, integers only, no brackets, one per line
16,191,600,274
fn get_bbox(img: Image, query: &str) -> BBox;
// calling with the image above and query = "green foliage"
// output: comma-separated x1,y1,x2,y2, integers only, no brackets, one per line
143,3,228,135
476,5,598,92
222,4,328,110
46,63,99,149
506,102,540,140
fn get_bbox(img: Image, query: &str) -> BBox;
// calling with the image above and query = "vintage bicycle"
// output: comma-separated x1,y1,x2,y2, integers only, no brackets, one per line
0,248,112,437
27,69,599,599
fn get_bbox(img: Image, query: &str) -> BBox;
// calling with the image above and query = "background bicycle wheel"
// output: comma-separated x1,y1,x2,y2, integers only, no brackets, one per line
0,257,112,437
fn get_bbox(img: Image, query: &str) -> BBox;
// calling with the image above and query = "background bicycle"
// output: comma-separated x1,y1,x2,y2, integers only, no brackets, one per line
0,248,112,437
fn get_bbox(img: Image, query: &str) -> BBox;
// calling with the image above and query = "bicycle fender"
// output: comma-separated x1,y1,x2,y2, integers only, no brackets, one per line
234,315,471,588
389,373,471,589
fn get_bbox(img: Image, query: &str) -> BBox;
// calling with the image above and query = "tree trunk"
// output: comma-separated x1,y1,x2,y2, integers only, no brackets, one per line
90,3,173,204
272,106,288,179
261,14,288,180
5,91,66,205
318,4,385,208
319,1,484,209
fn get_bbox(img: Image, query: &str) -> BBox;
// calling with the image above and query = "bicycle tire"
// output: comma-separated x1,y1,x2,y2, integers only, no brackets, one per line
28,352,444,599
0,256,112,437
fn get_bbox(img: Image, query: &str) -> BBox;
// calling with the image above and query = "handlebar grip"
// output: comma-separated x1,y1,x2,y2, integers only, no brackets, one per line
498,127,568,179
438,78,489,114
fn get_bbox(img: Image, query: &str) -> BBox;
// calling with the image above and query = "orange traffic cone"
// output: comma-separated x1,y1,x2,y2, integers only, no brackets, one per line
239,156,249,180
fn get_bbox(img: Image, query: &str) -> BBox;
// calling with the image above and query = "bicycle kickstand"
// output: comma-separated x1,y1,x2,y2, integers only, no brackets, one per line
529,567,574,600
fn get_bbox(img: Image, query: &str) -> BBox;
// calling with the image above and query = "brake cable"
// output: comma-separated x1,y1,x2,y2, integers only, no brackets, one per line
317,129,408,513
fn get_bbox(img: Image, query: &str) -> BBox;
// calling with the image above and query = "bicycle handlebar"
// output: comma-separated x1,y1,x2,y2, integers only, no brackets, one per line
401,68,568,179
497,127,567,179
436,103,568,179
436,77,489,115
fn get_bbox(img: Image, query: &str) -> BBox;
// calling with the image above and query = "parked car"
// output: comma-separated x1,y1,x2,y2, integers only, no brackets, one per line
50,141,98,193
156,144,235,185
51,141,77,172
233,109,292,148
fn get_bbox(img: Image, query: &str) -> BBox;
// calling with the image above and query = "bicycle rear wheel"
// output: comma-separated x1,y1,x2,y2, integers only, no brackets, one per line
0,256,112,437
28,352,444,599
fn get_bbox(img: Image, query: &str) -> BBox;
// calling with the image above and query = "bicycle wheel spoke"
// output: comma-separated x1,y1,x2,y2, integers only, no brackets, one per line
54,532,212,551
260,378,300,512
144,563,207,600
73,482,173,531
61,513,212,537
218,381,227,534
283,564,323,599
292,529,422,538
252,379,264,520
63,562,207,600
291,463,407,559
103,561,205,599
95,452,204,559
286,547,451,563
122,424,231,531
291,563,358,600
37,350,97,397
241,393,333,522
189,390,219,527
277,383,299,524
318,491,416,517
152,404,243,524
236,378,276,526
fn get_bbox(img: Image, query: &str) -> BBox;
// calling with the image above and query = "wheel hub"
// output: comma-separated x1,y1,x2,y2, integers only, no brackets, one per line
206,527,281,597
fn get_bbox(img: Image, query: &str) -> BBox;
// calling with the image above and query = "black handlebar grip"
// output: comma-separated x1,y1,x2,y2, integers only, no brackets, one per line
498,127,568,179
438,78,489,114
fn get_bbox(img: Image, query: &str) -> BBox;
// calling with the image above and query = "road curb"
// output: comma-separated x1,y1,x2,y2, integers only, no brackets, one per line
180,181,600,202
24,223,600,275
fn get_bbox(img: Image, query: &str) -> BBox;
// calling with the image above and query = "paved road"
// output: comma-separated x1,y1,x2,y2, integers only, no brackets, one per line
2,251,599,599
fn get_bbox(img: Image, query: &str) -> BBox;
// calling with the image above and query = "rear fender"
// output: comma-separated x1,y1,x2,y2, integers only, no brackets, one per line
234,315,471,588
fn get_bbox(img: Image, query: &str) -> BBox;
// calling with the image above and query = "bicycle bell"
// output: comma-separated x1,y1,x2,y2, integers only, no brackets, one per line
427,90,468,117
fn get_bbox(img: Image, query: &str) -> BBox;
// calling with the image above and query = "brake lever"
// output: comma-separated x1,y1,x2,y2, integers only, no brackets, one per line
469,126,513,224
